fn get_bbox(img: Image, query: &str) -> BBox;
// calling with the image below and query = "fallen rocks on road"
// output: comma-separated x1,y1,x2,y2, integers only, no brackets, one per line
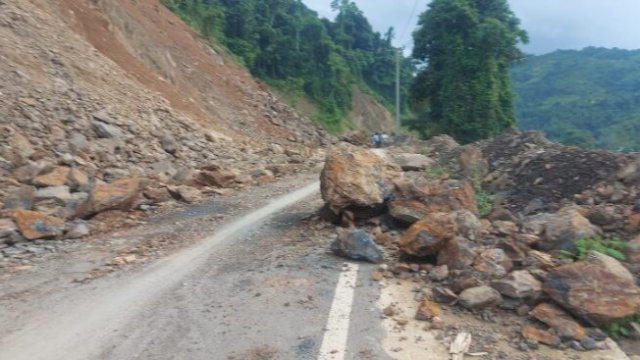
330,229,383,263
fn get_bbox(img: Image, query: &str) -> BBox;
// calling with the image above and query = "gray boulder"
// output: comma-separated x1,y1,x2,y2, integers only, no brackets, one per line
331,229,383,263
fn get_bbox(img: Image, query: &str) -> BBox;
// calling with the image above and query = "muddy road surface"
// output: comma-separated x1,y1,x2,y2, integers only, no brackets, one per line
0,173,388,360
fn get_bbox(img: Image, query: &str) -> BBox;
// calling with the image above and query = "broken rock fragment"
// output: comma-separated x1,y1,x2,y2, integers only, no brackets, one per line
13,208,65,240
330,229,383,263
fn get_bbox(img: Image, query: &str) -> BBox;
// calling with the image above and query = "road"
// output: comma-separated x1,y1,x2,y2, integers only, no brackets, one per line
0,177,390,360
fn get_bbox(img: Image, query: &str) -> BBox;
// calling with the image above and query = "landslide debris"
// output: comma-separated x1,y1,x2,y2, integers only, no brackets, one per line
0,0,330,265
318,129,640,356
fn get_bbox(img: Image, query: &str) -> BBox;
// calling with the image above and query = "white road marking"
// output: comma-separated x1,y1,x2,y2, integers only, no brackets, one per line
318,263,360,360
0,182,320,360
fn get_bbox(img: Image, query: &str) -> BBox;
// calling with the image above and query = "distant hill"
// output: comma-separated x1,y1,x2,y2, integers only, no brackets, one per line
511,47,640,152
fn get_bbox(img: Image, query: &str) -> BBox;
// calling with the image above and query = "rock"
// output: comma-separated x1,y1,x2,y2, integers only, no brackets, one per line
78,178,141,217
10,131,35,160
459,286,502,310
457,145,488,180
168,185,201,204
393,153,434,171
543,260,640,326
544,207,599,252
398,212,456,257
437,237,477,270
415,300,441,321
617,160,640,184
251,169,275,183
3,185,36,209
429,265,449,282
65,221,90,239
143,187,173,203
330,229,383,263
160,134,178,155
586,206,618,226
269,143,284,154
69,132,90,153
34,186,72,204
67,168,90,191
585,250,634,283
0,218,18,243
521,324,560,346
92,120,122,139
493,221,519,236
33,166,70,187
626,235,640,264
12,209,65,240
491,270,542,300
320,143,401,214
432,286,458,304
388,199,431,224
197,169,238,188
451,209,481,241
474,248,513,278
530,303,587,341
13,161,54,184
204,130,231,143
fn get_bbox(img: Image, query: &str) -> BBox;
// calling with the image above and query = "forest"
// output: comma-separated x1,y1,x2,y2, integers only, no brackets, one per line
511,47,640,152
160,0,414,133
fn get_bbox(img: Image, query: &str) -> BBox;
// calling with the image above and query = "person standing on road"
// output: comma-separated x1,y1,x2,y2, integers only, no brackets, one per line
371,132,381,148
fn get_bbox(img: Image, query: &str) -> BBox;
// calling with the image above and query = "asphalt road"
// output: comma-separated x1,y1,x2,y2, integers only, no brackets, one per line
0,180,391,360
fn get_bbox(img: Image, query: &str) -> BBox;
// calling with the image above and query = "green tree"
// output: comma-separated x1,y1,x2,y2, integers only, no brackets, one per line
410,0,528,143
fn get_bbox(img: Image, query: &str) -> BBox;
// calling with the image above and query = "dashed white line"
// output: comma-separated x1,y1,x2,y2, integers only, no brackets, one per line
318,263,360,360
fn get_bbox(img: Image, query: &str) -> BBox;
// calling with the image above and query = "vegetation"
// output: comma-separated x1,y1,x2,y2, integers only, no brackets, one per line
556,236,628,261
408,0,528,143
511,47,640,152
607,312,640,339
160,0,414,132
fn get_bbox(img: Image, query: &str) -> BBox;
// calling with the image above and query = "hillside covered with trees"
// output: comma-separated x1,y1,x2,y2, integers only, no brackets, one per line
511,47,640,152
161,0,414,133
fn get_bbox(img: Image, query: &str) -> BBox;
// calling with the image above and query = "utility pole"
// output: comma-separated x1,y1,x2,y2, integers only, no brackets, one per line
395,47,401,133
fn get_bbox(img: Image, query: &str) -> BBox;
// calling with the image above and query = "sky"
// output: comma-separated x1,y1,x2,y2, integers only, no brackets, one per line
301,0,640,55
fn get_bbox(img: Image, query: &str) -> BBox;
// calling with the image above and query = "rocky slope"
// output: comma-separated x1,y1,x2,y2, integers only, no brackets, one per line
319,130,640,356
0,0,332,250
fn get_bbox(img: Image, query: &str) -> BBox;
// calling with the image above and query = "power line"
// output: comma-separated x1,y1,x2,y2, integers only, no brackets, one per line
397,0,420,46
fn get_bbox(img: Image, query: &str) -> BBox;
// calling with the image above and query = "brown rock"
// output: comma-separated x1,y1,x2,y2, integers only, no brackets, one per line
544,207,600,251
4,185,36,209
320,143,401,213
450,273,483,293
437,237,477,270
491,270,542,300
12,161,54,184
388,199,431,224
459,286,502,310
530,303,587,341
34,186,72,204
33,166,70,187
432,286,458,304
398,212,456,257
197,169,238,188
143,187,173,203
492,221,519,236
168,185,202,204
67,168,90,191
627,235,640,264
474,248,513,278
586,250,634,283
629,213,640,230
78,178,141,217
521,324,560,346
0,218,18,241
13,208,65,240
543,260,640,326
415,300,441,321
393,153,434,172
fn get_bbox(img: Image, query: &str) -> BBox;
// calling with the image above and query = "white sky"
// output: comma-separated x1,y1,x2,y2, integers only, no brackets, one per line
301,0,640,55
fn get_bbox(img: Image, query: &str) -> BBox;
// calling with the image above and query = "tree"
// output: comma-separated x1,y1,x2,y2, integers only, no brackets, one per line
410,0,528,143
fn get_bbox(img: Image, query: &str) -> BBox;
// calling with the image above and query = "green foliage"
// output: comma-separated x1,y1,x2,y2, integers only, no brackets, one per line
409,0,528,144
557,236,628,261
160,0,414,132
424,163,455,180
606,312,640,339
474,184,494,217
511,47,640,152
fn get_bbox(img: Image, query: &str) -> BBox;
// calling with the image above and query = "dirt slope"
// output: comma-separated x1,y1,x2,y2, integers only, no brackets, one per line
350,87,396,133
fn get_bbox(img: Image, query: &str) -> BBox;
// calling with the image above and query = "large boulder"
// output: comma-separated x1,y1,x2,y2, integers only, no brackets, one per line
320,143,401,214
543,259,640,326
544,207,600,251
12,209,66,240
330,229,383,263
76,178,141,217
398,212,456,257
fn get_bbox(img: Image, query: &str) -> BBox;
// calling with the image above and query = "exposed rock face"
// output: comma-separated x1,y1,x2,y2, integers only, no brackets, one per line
491,270,542,300
398,212,456,257
13,209,66,240
459,286,502,310
320,143,401,214
544,207,600,251
543,260,640,326
530,303,587,341
330,229,383,263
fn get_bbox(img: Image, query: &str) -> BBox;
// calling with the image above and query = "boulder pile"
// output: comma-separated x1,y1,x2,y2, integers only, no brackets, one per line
320,130,640,350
